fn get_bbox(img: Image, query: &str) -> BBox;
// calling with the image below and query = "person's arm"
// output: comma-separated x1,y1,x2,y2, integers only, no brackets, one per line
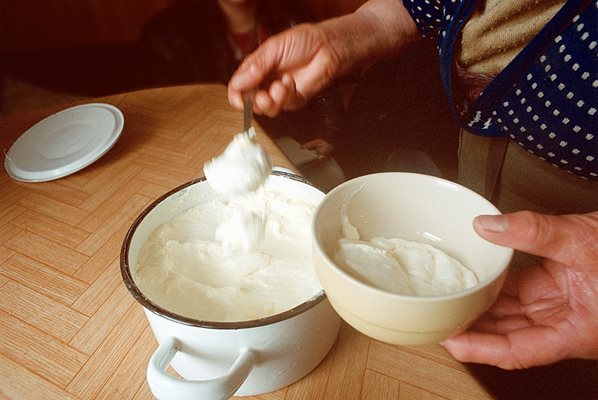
227,0,418,117
442,211,598,369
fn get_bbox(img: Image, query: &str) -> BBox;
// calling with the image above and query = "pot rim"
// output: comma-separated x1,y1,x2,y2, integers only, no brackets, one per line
120,170,328,330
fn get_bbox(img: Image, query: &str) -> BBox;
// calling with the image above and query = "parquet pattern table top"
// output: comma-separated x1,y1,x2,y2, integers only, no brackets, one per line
0,83,505,399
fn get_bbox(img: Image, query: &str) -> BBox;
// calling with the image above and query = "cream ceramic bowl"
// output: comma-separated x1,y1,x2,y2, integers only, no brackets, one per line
121,171,341,400
312,172,513,346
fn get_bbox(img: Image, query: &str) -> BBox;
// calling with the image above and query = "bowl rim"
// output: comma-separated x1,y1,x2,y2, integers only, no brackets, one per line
312,172,514,302
120,170,328,330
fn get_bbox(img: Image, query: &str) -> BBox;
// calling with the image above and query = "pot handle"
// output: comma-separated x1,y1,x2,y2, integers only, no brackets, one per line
147,336,256,400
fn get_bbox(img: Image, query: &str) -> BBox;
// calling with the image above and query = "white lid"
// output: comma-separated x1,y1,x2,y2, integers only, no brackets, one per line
4,103,124,182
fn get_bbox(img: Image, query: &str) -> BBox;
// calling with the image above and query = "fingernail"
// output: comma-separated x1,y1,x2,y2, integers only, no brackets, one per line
475,214,507,232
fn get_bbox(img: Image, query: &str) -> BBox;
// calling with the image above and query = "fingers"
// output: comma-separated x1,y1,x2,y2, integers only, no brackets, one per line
464,292,531,334
230,69,300,117
442,326,566,369
279,74,296,108
228,30,305,116
443,333,517,369
300,138,334,156
229,62,264,110
228,23,330,116
253,74,297,117
473,211,598,269
482,293,523,318
470,314,534,334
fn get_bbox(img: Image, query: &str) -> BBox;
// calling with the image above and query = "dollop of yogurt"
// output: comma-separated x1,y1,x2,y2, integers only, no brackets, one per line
334,197,478,296
203,127,273,198
203,127,274,250
135,188,322,322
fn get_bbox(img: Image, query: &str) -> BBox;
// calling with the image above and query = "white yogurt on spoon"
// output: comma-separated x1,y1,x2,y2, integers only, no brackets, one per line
203,127,274,251
203,127,273,198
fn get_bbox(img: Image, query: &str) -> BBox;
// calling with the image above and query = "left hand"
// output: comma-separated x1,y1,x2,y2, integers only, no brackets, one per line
301,138,334,157
442,211,598,369
228,23,342,118
227,0,419,118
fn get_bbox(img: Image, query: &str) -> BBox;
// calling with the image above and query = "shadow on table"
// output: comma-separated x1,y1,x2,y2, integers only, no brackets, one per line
467,359,598,400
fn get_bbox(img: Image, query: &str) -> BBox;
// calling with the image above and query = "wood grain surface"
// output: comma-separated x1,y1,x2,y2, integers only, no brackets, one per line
2,83,594,400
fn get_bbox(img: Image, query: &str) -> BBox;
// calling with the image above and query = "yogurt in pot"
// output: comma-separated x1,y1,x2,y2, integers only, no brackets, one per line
134,180,323,323
121,171,340,400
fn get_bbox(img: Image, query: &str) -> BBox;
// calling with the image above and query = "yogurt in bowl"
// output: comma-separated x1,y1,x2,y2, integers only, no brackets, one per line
312,172,513,346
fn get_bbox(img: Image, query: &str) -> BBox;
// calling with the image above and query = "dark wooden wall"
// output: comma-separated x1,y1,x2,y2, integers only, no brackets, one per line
0,0,366,52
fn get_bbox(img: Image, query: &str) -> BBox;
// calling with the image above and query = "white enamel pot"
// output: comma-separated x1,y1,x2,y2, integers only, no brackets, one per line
121,171,341,400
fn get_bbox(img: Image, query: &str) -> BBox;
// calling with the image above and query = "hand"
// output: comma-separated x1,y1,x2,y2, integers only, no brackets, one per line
301,138,334,157
442,211,598,369
228,23,342,118
227,0,419,117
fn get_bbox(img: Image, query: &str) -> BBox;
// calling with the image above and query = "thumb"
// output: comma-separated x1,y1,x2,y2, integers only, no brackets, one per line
228,36,290,110
228,61,265,110
230,59,265,92
473,211,598,268
230,33,287,93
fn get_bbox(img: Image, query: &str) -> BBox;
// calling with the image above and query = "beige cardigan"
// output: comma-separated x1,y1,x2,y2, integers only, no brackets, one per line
459,0,565,75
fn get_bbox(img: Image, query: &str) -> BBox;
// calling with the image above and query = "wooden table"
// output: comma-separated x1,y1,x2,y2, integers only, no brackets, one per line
1,84,595,400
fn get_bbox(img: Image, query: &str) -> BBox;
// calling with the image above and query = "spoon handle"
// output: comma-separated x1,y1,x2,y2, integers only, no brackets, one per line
243,91,255,133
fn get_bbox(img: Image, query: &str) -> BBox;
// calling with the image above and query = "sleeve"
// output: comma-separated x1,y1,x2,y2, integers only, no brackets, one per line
402,0,445,39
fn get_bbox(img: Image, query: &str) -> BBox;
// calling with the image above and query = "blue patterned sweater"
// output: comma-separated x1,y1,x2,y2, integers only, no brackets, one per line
403,0,597,180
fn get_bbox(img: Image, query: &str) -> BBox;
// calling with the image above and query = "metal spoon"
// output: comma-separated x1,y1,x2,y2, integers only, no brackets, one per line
243,90,256,135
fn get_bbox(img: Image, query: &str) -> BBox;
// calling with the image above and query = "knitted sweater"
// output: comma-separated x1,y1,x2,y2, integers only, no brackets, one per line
404,0,597,180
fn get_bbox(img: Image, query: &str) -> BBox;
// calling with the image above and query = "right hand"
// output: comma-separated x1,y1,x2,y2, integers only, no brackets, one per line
227,0,420,118
228,23,342,118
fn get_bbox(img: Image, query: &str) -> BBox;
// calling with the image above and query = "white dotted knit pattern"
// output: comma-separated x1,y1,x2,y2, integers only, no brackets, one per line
405,0,597,180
